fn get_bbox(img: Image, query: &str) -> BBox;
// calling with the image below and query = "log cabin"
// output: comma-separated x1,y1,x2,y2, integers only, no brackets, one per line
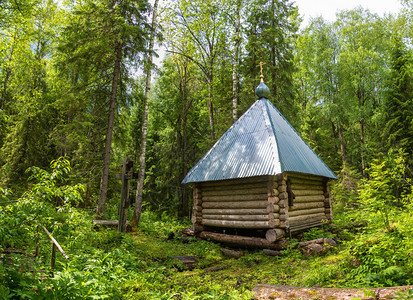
182,78,337,246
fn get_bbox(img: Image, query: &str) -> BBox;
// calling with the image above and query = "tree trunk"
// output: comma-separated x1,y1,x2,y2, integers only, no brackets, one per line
232,0,241,123
131,0,159,228
200,231,287,250
337,123,347,167
207,76,215,141
181,96,189,217
96,41,123,219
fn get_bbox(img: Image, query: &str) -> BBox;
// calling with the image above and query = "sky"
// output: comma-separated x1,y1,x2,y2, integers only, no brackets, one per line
294,0,404,26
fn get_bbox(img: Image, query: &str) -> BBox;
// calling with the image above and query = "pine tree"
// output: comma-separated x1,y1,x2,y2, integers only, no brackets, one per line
382,35,413,163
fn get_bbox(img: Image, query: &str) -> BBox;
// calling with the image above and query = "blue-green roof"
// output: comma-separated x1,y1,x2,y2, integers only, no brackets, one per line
182,97,337,183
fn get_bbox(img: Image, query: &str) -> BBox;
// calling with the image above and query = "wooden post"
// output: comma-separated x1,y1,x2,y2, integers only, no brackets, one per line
118,158,134,233
50,243,56,277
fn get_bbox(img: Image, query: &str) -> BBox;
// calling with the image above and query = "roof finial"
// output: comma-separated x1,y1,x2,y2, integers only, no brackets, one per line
256,61,266,82
255,61,270,99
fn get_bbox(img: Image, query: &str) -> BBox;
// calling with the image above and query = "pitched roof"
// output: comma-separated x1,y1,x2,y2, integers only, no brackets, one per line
182,97,337,183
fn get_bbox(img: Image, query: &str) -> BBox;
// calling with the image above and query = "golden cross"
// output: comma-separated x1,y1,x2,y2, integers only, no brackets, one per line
256,61,266,82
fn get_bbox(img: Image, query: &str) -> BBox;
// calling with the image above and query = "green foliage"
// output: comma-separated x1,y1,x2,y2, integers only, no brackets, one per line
358,149,412,230
348,227,413,287
394,288,413,300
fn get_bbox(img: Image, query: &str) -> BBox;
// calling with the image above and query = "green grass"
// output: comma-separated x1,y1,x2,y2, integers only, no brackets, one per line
2,208,413,299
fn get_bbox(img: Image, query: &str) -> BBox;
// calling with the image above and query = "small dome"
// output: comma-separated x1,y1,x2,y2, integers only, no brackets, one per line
255,82,270,99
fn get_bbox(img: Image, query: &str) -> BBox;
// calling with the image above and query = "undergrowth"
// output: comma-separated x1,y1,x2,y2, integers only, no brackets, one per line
1,156,413,298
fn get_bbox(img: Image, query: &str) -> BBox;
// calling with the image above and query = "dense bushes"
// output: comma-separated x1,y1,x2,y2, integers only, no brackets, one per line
2,156,413,298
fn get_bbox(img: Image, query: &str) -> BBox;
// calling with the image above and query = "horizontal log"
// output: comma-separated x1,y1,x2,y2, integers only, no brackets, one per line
221,248,244,259
202,194,268,202
203,214,279,222
289,213,326,224
279,208,287,214
202,200,271,209
289,201,324,211
201,183,268,193
200,176,269,188
92,220,131,232
199,231,287,250
289,220,324,233
202,187,267,197
293,195,325,203
278,200,287,208
291,184,323,190
286,172,326,182
265,229,285,243
279,214,287,221
288,207,325,217
202,208,275,215
288,178,325,186
293,189,324,196
202,219,278,229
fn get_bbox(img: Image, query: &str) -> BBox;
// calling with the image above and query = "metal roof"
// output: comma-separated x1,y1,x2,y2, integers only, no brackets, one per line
182,97,338,183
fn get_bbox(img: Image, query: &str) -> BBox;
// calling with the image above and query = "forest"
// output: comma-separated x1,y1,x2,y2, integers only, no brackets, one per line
1,0,413,298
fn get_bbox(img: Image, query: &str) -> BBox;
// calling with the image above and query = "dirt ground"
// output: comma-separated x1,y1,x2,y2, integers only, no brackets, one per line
252,284,413,299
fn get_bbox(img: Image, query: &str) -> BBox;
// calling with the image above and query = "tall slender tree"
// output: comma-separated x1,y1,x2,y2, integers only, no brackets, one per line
56,0,150,218
131,0,160,228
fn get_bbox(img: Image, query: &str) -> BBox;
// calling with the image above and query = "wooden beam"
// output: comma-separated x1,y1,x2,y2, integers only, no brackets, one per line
39,223,69,260
200,231,287,250
203,214,278,221
293,195,325,203
200,176,269,188
289,201,324,211
202,200,271,209
288,207,325,217
293,189,324,196
286,172,325,181
201,183,268,192
202,208,273,215
291,184,323,190
202,194,268,202
202,219,278,228
289,213,326,224
202,187,267,196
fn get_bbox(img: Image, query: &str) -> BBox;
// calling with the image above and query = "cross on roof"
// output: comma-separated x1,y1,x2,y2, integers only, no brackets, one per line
256,61,266,82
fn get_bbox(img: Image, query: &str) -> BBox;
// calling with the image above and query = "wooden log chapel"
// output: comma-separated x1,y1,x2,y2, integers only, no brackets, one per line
182,68,337,247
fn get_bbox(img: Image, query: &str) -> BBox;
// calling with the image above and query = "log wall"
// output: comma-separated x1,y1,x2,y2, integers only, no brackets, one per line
191,173,333,236
191,176,279,230
286,173,331,233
